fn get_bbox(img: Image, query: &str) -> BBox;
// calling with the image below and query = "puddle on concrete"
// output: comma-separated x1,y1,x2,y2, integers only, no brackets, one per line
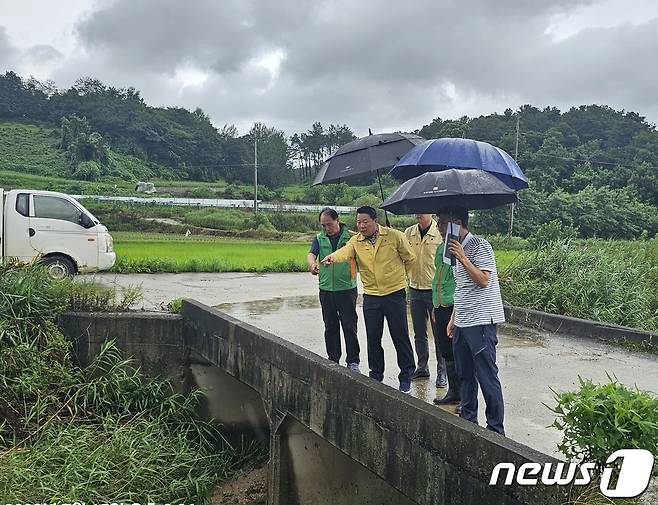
217,295,320,314
498,324,546,349
217,298,547,352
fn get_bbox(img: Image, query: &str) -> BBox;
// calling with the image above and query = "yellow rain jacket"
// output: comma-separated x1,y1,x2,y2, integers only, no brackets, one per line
332,225,416,296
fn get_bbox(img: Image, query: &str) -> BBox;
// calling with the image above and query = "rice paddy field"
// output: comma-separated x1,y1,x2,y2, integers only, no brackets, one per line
111,232,520,274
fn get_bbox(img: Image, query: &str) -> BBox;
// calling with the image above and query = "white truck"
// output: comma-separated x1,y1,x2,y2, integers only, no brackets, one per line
0,188,116,278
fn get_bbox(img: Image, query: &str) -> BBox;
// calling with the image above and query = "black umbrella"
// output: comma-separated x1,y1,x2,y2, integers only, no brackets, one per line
312,132,424,225
313,133,425,186
380,169,518,215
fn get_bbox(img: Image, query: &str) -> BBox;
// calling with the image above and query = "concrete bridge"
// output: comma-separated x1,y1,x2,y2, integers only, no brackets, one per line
61,299,569,505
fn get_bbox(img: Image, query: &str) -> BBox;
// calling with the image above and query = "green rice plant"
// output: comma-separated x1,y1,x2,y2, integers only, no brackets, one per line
112,236,309,273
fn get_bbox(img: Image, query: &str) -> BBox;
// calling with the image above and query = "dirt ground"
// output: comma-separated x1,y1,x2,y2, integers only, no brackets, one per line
210,465,268,505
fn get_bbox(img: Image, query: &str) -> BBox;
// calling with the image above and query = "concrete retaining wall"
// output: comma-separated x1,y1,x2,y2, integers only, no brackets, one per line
505,305,658,346
60,303,568,505
59,311,186,389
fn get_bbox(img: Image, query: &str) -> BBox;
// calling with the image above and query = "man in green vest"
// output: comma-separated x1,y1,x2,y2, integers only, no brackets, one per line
431,209,460,409
307,207,360,371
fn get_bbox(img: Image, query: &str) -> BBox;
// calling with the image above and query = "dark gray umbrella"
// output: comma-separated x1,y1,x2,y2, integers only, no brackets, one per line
312,133,425,186
313,132,424,225
380,169,518,215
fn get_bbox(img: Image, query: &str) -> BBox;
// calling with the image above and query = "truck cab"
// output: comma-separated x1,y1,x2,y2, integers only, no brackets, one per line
0,188,116,278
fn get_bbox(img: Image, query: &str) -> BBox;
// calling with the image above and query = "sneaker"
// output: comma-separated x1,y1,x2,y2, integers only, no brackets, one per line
399,381,411,394
347,362,361,373
435,373,448,388
410,368,430,380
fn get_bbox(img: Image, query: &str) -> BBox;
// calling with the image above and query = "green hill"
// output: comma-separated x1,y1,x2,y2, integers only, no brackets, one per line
0,121,178,189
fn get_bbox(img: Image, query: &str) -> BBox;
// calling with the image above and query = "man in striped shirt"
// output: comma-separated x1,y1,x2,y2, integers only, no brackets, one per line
446,207,505,435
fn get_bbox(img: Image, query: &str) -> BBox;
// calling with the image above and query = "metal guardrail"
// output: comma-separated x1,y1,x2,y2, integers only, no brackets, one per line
72,194,356,213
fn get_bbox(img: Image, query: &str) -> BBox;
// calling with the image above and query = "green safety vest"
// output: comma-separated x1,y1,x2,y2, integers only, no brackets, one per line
317,225,357,292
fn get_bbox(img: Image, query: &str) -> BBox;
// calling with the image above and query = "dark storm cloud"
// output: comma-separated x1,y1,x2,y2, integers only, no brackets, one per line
63,0,658,133
76,0,263,73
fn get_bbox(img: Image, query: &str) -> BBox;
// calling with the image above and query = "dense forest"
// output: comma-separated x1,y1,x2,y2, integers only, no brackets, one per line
1,71,657,237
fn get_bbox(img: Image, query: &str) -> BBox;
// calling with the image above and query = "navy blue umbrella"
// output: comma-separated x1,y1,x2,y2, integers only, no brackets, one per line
389,138,529,190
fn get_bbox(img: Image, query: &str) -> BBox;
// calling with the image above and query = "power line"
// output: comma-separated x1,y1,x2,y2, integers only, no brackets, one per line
529,152,658,171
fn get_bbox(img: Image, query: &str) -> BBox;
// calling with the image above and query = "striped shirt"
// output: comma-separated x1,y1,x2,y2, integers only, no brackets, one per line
453,233,505,328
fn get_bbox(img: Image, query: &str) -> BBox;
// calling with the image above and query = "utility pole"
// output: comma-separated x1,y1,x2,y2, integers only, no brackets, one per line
508,114,520,237
254,137,258,213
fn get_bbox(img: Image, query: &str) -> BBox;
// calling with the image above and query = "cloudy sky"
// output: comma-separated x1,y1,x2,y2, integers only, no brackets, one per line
1,0,657,136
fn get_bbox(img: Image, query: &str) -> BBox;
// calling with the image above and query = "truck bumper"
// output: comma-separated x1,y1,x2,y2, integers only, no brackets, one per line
98,252,116,271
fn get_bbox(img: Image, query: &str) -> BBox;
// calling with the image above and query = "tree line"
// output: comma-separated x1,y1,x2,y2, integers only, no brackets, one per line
0,72,357,187
1,71,658,237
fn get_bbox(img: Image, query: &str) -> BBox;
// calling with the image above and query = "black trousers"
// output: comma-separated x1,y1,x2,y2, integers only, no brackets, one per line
409,288,433,369
431,305,455,361
363,289,415,383
319,288,359,365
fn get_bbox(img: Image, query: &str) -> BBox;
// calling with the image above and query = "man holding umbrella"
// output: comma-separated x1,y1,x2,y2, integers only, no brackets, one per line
321,206,417,393
380,170,514,408
446,207,506,435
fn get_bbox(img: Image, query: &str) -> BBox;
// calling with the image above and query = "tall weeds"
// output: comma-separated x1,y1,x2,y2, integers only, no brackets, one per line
0,264,265,502
501,239,658,331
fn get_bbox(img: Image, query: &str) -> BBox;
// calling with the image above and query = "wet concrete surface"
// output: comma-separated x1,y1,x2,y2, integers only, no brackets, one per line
89,271,658,457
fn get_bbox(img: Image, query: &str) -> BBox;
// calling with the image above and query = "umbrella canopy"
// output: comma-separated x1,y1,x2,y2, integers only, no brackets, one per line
312,132,424,186
389,137,529,190
381,169,518,215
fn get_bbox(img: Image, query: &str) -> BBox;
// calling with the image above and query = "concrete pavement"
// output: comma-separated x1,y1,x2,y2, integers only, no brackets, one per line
89,271,658,457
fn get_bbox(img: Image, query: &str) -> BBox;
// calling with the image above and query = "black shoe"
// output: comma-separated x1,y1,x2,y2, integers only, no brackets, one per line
410,368,430,380
433,389,461,405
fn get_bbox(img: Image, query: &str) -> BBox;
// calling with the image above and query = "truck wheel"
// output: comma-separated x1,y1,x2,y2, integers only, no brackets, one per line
42,256,76,279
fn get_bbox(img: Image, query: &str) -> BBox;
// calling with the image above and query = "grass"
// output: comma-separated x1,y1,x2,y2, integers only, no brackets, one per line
0,263,265,502
112,233,309,273
494,249,520,271
501,239,658,332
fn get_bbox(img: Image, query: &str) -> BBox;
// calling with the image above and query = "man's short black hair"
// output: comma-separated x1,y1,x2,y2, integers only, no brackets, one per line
319,207,338,221
438,206,468,227
356,206,378,219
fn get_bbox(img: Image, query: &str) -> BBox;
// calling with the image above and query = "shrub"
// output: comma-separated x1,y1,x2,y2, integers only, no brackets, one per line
549,376,658,473
247,212,276,231
72,160,102,181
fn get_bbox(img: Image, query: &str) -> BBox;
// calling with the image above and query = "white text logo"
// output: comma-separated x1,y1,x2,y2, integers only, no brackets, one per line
489,449,654,498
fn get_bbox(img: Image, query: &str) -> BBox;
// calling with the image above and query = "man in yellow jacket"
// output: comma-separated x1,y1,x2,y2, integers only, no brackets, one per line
322,206,417,393
405,214,447,388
